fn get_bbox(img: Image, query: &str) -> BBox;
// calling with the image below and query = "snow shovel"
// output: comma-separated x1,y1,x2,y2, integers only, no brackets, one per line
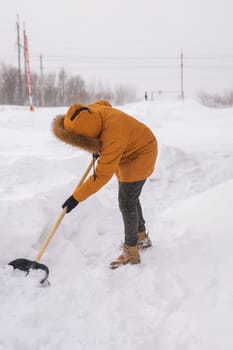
8,157,96,285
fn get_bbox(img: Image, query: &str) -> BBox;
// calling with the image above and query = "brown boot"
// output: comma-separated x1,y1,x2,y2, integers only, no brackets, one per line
137,231,152,249
110,244,141,269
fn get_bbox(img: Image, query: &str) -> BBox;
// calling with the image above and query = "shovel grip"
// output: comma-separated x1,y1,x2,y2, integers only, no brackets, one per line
35,158,96,262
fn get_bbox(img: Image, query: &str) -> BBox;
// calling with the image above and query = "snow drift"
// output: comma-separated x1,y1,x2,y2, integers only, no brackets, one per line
0,99,233,350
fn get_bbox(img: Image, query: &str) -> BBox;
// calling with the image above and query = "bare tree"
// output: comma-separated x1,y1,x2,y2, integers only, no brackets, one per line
65,75,87,105
0,64,18,104
198,91,233,108
115,85,136,105
57,68,67,106
43,73,57,106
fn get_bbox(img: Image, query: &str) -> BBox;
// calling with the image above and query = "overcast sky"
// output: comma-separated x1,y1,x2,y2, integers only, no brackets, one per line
1,0,233,97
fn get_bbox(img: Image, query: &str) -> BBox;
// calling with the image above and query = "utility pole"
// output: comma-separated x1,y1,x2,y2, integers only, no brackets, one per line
16,14,22,102
23,24,27,103
24,28,35,111
180,49,184,102
40,55,44,106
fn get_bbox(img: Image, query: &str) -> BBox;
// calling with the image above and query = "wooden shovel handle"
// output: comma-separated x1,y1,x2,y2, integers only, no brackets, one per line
35,158,95,262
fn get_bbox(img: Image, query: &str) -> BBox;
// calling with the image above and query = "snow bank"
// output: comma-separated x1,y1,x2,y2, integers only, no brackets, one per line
157,179,233,349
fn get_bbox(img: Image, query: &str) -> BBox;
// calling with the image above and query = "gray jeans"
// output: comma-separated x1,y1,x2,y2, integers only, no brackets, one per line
118,180,146,246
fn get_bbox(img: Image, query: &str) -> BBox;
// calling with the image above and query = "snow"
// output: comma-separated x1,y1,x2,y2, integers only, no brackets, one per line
0,99,233,349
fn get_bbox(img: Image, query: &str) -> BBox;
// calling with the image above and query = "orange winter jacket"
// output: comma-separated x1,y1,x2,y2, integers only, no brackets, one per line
52,100,158,202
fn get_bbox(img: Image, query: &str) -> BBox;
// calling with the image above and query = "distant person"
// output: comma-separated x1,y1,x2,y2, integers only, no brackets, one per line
52,100,158,269
144,91,148,101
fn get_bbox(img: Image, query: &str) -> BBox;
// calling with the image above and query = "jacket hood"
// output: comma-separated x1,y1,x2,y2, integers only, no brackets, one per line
52,114,102,153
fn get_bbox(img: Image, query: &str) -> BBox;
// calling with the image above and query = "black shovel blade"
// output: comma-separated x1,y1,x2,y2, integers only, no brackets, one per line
8,258,49,285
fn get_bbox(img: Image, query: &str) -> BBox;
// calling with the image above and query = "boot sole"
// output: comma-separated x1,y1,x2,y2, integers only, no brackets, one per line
109,260,141,269
138,243,152,250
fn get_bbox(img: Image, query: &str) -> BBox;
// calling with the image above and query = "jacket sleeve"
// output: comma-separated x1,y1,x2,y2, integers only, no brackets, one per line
72,138,124,202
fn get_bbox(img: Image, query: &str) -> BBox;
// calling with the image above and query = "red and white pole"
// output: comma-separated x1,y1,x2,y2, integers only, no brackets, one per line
24,30,35,111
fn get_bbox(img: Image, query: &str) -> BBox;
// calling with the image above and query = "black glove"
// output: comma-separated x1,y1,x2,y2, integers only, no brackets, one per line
62,195,79,213
93,153,100,160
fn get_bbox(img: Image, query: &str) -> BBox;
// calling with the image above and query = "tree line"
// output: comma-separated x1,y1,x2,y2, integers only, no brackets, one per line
0,63,137,106
198,91,233,108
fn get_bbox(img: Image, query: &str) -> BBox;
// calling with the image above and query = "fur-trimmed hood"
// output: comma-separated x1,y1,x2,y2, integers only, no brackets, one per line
52,114,102,154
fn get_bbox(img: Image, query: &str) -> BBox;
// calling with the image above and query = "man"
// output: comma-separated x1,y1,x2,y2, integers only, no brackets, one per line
52,100,158,269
